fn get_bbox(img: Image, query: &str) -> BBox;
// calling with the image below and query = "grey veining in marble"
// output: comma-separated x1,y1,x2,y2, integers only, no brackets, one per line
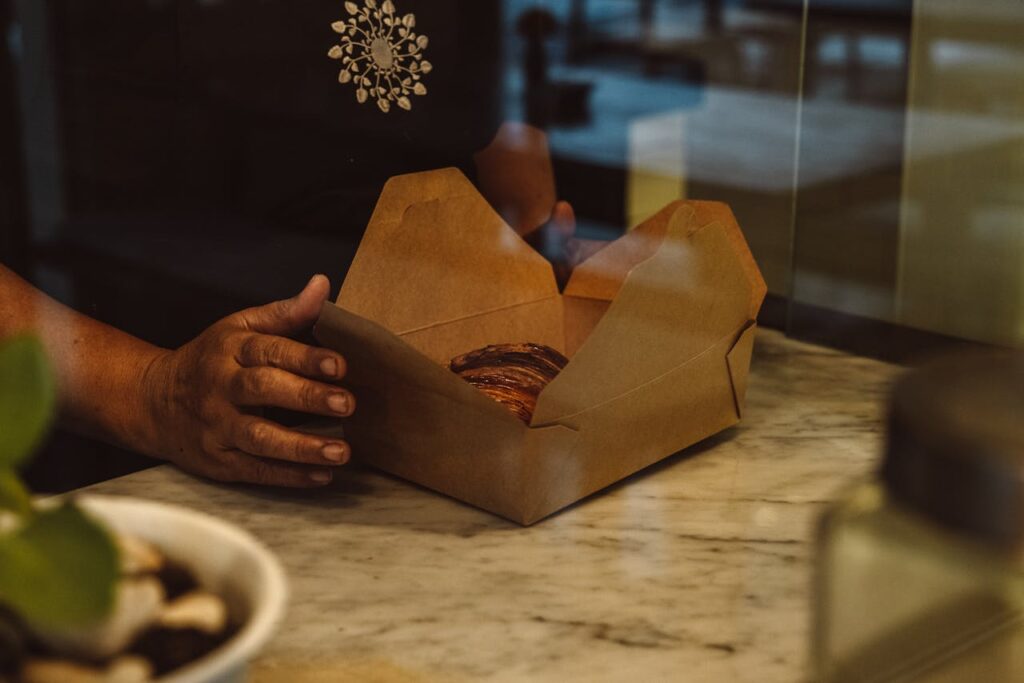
83,330,902,682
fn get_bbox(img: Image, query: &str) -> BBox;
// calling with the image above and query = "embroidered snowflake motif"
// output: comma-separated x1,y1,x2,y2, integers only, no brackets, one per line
328,0,432,113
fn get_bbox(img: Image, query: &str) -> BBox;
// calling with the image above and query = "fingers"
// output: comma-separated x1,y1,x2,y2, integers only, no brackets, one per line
235,274,331,336
236,334,346,381
214,449,337,488
232,367,355,417
230,416,351,467
550,200,576,239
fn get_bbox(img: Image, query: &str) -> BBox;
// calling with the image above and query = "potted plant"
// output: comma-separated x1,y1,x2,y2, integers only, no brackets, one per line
0,336,287,682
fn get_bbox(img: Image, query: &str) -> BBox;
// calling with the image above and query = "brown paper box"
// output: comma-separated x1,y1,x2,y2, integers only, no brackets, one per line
314,168,766,525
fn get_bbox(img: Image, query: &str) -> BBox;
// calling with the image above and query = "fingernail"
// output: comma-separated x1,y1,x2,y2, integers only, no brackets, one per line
322,443,347,463
310,470,333,484
320,358,338,377
328,393,350,414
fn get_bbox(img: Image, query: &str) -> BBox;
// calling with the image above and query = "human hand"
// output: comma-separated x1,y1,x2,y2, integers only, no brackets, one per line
473,122,608,287
526,201,608,288
141,275,353,488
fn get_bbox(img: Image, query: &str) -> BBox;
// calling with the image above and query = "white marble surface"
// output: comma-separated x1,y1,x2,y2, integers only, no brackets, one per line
83,330,902,682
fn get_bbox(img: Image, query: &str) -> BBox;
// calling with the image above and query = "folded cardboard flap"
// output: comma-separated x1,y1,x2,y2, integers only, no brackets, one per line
532,203,758,425
563,199,684,303
360,167,472,226
565,200,766,318
338,169,558,337
519,323,751,524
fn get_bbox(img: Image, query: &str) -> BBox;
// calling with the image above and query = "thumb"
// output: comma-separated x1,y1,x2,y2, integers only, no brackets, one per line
550,200,576,240
237,274,331,334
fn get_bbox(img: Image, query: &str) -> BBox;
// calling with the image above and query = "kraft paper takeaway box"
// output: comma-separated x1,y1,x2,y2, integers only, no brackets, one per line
314,168,766,525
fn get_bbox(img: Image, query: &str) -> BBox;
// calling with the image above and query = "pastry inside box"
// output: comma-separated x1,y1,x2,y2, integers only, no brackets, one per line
448,343,569,424
313,167,765,525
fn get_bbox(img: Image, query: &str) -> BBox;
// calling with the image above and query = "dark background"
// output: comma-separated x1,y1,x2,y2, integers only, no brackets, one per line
2,0,505,489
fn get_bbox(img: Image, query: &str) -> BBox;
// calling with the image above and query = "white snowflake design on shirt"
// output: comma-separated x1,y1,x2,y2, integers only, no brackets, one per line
328,0,432,113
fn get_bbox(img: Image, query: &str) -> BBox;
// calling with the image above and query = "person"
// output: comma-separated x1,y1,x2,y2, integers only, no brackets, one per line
0,198,593,488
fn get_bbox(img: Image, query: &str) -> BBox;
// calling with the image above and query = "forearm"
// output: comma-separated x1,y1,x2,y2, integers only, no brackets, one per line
0,265,168,454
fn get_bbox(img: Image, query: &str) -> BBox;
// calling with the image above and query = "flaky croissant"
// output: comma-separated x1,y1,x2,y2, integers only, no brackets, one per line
449,343,569,423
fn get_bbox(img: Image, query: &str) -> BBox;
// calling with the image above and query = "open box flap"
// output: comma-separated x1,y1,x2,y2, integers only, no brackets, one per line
566,201,766,318
563,200,684,302
533,204,760,425
359,166,470,226
337,169,558,335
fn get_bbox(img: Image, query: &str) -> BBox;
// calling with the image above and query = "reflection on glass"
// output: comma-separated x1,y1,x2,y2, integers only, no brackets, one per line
502,0,804,293
897,0,1024,346
788,0,1024,348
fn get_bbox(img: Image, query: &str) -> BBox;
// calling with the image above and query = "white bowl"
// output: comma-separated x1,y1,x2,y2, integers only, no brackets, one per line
78,495,288,683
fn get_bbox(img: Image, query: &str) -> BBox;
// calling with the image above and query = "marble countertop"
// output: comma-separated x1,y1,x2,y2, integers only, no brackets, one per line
82,329,901,682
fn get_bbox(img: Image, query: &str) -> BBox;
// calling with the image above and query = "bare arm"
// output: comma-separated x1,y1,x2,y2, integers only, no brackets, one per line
0,265,163,453
0,265,353,487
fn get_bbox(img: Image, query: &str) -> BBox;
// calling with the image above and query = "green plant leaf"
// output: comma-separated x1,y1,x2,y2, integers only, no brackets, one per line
0,336,56,468
0,468,31,517
0,502,118,628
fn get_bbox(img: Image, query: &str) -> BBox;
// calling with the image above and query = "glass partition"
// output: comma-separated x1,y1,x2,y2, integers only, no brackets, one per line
896,0,1024,347
4,0,1023,490
788,0,1024,352
501,0,804,296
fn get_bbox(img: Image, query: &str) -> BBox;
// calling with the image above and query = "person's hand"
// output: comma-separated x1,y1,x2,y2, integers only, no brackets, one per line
140,275,353,488
527,201,608,288
473,122,610,287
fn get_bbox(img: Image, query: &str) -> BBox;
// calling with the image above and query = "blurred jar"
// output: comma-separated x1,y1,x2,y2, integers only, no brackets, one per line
814,350,1024,682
